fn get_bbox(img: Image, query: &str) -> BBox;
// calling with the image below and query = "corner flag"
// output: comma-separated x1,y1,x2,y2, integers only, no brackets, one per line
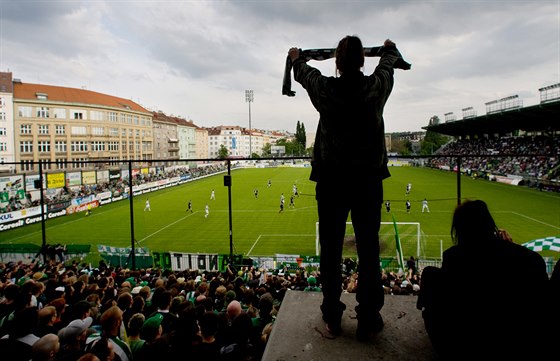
392,214,405,272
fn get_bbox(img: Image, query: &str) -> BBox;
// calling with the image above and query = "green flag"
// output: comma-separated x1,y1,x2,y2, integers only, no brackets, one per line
392,214,405,271
522,236,560,252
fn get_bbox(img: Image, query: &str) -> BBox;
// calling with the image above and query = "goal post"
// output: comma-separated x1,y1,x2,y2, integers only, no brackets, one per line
315,221,422,258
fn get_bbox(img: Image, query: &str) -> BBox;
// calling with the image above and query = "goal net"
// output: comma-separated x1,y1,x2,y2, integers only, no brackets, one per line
315,221,424,259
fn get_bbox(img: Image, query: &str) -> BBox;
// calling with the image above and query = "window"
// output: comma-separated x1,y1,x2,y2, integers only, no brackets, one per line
38,159,51,170
37,141,50,152
56,158,67,169
37,107,49,118
91,141,105,151
133,115,139,125
71,141,88,152
70,109,85,120
90,111,104,121
20,160,33,171
92,127,104,136
71,126,87,135
0,112,5,121
53,108,66,119
20,124,32,134
108,141,119,151
55,141,67,152
121,141,126,151
120,114,126,123
0,127,6,136
71,158,88,169
20,141,33,153
136,129,140,137
38,124,49,134
0,142,6,151
108,112,118,122
18,106,32,118
55,125,65,135
109,128,118,136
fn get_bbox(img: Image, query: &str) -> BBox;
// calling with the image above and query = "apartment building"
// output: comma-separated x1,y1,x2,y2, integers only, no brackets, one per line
0,73,15,173
9,73,154,172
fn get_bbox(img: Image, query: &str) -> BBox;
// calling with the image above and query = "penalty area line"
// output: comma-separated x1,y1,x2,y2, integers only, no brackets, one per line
246,234,316,256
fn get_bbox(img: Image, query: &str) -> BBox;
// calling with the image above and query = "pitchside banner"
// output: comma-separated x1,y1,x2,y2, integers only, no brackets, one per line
47,173,65,188
82,171,97,185
167,252,220,272
66,172,82,187
0,175,25,203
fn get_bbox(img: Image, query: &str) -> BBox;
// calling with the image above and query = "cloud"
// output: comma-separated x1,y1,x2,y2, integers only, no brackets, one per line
1,0,558,132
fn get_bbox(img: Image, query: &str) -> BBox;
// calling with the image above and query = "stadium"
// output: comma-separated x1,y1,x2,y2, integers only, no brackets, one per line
1,84,559,273
1,66,559,361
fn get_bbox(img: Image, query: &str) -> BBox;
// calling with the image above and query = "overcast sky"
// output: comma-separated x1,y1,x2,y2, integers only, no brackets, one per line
1,1,558,133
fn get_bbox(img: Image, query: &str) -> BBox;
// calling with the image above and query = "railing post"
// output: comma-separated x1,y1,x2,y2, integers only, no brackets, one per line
128,160,136,270
456,156,462,205
226,160,234,263
38,161,47,264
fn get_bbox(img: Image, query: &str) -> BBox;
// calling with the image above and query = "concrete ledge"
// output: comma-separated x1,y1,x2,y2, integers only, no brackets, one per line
262,290,436,361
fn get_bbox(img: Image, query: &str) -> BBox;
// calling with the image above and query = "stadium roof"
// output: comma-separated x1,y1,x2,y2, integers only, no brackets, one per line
422,100,560,137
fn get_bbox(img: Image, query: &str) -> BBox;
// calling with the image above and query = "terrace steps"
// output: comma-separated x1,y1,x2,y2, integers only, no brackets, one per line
262,290,436,361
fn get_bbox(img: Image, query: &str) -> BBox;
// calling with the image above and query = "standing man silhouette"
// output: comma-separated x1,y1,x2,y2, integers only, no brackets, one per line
289,36,405,340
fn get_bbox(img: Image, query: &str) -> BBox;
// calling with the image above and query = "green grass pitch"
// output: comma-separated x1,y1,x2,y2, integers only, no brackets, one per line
1,166,559,261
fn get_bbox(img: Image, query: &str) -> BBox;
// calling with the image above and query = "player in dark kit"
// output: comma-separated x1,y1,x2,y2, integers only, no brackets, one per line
187,199,193,213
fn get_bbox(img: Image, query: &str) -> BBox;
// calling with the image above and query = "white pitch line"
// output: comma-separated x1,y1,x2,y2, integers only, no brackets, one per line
138,211,198,244
246,233,316,256
246,234,262,256
510,211,560,230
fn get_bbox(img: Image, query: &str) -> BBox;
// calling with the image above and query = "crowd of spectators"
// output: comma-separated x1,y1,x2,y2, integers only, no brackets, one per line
1,163,228,214
430,135,559,183
0,255,421,361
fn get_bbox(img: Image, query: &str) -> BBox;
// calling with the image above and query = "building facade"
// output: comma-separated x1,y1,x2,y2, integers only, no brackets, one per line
0,72,15,173
11,75,154,173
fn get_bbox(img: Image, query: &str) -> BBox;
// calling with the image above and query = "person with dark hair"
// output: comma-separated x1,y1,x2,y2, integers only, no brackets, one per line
0,306,40,361
418,200,550,360
288,35,404,340
192,311,220,359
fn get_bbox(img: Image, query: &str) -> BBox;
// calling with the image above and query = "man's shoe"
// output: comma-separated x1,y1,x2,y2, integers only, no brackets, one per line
321,301,346,336
356,312,384,341
326,322,343,336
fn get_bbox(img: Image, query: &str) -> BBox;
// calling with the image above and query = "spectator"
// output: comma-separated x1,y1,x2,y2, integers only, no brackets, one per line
126,313,145,360
0,306,40,361
192,311,220,359
418,200,550,360
36,306,59,337
85,306,132,361
288,36,403,340
58,317,93,361
32,333,60,361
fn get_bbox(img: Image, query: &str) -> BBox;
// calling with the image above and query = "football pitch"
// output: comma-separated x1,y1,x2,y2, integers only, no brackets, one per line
1,166,559,261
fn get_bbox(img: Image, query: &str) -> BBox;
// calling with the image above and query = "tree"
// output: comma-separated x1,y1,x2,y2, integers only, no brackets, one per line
295,121,307,152
261,143,271,157
218,144,229,159
391,138,413,156
420,116,450,155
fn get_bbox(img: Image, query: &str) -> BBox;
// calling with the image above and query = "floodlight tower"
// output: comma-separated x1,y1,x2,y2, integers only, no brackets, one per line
245,90,254,157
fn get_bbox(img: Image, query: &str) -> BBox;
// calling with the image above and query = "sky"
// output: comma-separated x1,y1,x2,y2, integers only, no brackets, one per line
0,0,558,133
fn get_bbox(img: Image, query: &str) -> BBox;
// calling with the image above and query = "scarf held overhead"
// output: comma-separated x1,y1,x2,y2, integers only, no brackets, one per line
282,46,411,97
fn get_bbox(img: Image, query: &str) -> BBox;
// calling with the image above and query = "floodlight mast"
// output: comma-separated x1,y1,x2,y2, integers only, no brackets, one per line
245,90,254,157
